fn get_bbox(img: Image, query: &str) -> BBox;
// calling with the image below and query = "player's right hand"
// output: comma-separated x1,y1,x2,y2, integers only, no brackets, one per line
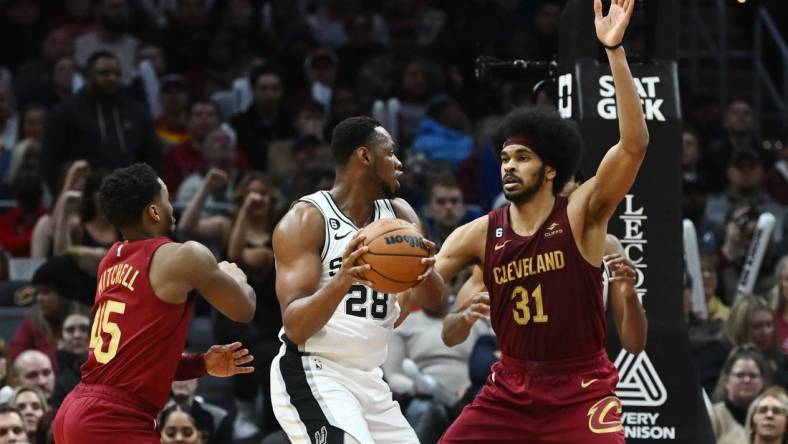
462,292,490,325
218,261,248,285
337,234,372,287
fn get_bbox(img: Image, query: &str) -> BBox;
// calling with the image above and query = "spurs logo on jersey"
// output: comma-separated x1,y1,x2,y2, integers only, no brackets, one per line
284,191,401,370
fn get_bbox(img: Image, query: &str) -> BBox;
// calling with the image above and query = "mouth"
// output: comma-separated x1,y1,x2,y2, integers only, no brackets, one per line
503,175,520,184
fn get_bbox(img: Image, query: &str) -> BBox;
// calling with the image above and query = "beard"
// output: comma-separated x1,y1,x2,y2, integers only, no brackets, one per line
101,13,129,33
503,164,546,204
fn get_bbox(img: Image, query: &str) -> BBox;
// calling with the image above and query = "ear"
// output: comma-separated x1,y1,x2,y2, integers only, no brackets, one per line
147,204,161,223
545,165,557,181
355,146,373,166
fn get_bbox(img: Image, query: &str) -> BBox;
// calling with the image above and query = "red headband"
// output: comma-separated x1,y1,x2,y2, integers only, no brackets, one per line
503,136,535,149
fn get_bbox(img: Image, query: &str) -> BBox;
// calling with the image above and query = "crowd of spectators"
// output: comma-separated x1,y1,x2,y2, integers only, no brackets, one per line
0,0,785,443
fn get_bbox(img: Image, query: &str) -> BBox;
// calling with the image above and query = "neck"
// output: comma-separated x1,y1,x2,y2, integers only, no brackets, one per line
331,173,383,227
121,227,159,242
508,187,556,236
755,435,781,444
98,27,119,41
163,111,184,123
255,105,277,120
728,132,750,149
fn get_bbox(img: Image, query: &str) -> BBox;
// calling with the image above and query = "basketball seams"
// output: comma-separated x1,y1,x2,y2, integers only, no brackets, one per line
365,267,419,285
364,252,428,258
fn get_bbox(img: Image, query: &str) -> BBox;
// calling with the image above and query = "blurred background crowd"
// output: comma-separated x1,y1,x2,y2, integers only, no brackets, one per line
0,0,785,443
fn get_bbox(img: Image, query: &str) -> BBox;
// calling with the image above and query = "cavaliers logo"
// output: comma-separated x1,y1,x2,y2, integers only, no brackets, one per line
587,396,623,434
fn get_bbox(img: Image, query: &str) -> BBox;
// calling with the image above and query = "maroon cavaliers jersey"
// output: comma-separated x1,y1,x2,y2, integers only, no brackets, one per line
81,237,195,409
482,197,606,360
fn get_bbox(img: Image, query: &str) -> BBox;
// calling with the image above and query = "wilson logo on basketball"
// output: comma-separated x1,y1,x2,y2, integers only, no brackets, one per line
384,235,426,250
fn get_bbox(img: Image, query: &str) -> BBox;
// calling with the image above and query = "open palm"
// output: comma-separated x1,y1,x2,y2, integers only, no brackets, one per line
594,0,635,47
205,341,255,377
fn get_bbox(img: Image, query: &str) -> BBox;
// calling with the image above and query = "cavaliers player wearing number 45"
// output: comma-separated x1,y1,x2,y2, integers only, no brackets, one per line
424,1,649,442
53,163,257,444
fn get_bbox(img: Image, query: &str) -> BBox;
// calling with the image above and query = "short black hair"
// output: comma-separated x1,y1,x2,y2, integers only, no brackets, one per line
428,174,460,199
248,64,282,88
86,50,119,72
329,116,384,165
187,96,220,117
99,163,161,229
491,106,584,194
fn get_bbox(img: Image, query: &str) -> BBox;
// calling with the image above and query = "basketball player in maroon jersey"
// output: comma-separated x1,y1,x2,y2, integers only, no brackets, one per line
429,1,647,442
53,163,257,444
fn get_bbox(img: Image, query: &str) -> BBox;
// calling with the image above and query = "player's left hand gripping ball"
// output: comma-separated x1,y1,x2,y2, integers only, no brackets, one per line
417,238,437,283
205,341,255,377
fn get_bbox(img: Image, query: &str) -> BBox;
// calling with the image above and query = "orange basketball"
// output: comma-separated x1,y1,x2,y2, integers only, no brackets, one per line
357,218,432,294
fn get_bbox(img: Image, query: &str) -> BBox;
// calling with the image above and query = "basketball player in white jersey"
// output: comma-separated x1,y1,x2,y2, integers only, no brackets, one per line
271,116,441,444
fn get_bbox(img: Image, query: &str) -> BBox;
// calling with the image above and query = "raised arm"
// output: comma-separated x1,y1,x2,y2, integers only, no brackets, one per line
153,241,256,322
574,0,649,227
227,192,274,275
604,234,647,354
273,203,371,345
176,169,232,245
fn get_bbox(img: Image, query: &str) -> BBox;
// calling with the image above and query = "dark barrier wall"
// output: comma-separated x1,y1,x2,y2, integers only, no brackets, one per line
559,1,715,442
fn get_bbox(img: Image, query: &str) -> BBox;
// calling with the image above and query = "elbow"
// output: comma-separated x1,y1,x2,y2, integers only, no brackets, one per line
283,325,306,346
622,336,647,355
231,298,256,323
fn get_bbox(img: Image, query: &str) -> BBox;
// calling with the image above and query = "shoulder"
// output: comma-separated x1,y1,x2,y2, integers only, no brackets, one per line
460,214,490,237
272,201,325,254
160,241,213,265
390,198,420,224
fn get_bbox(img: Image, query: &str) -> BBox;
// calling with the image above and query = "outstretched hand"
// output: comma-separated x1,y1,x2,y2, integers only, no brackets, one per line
594,0,635,48
205,341,254,377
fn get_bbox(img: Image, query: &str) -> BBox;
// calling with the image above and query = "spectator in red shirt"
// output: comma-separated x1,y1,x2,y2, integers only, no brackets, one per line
0,170,47,257
163,97,220,195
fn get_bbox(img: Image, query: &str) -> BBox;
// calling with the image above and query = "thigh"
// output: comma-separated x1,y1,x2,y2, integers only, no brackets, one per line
271,351,374,444
363,398,418,444
54,394,158,444
538,395,624,444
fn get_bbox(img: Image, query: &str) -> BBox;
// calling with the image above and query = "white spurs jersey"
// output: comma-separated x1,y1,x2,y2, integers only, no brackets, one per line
282,190,401,370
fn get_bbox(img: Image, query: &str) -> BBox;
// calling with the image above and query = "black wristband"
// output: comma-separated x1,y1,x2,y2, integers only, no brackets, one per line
603,41,623,50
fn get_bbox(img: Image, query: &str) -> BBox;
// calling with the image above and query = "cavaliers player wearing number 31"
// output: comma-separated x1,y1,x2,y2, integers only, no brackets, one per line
425,1,648,442
53,163,257,444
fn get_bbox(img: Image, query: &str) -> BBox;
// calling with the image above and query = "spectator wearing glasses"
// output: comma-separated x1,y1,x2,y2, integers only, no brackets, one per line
0,404,28,444
710,345,771,444
745,386,788,444
51,312,90,409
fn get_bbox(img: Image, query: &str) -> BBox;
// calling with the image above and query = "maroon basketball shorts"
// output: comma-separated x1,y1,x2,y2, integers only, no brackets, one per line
53,383,160,444
440,349,625,444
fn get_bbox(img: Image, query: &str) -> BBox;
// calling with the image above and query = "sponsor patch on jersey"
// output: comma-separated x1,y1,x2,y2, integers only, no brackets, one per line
544,222,564,238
